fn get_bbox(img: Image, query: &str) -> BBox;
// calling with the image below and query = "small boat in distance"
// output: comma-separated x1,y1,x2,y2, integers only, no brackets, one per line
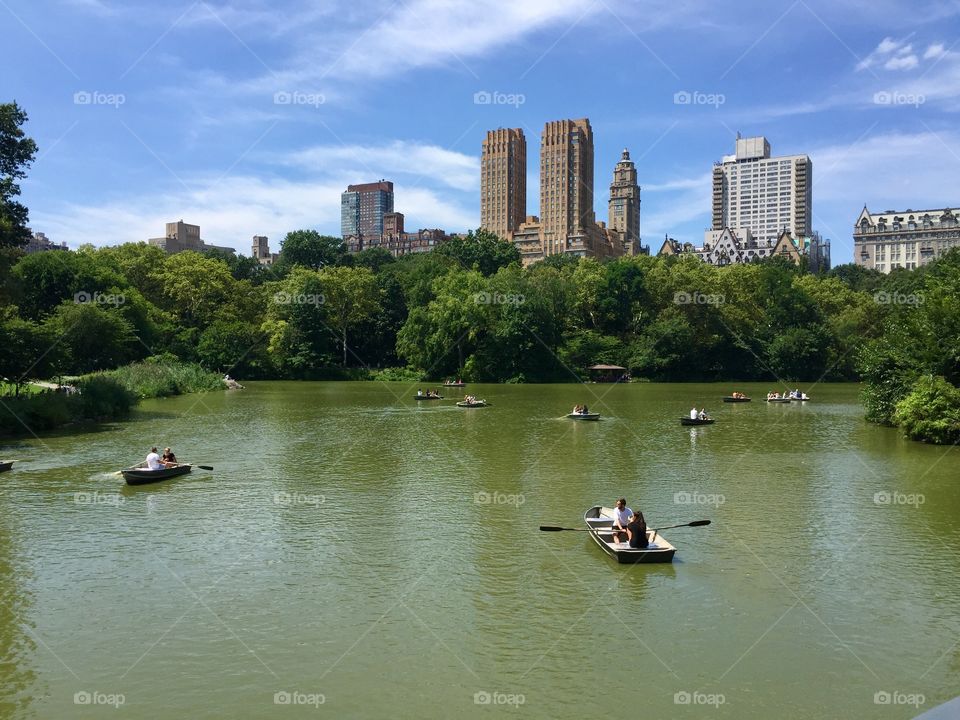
583,506,676,564
722,395,751,403
567,412,601,421
122,463,192,486
443,380,466,387
415,393,443,400
680,417,714,426
0,461,12,473
766,397,791,403
456,399,489,408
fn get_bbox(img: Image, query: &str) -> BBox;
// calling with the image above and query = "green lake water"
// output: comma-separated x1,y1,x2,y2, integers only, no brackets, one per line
1,381,958,718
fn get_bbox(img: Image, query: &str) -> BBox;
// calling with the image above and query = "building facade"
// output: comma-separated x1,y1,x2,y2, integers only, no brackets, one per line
658,227,830,272
344,227,448,256
540,118,595,255
148,220,235,254
712,135,812,246
480,128,526,240
252,235,278,265
853,206,960,273
340,181,394,239
24,231,69,253
608,148,641,256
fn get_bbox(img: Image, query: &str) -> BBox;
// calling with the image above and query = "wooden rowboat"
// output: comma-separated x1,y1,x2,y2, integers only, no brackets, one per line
789,396,810,402
443,382,466,387
121,463,192,486
0,461,12,473
680,417,714,426
766,397,791,403
722,396,751,403
415,395,443,400
456,400,488,408
567,412,600,421
583,506,676,564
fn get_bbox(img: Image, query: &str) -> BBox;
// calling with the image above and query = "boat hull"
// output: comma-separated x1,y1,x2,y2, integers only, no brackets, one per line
0,461,12,473
415,395,443,400
122,464,192,486
766,398,791,403
722,397,751,403
567,413,600,421
443,383,466,388
680,417,714,426
456,401,488,408
583,506,676,564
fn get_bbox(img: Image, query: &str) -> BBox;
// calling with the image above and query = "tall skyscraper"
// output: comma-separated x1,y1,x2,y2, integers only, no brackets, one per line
711,135,811,245
480,128,526,239
540,118,594,254
608,148,641,256
340,180,394,238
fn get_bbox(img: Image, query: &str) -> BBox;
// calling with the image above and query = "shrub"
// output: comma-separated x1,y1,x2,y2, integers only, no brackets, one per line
892,375,960,445
371,366,422,382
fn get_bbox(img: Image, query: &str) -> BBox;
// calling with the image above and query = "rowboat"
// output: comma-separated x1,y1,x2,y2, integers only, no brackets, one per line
766,397,791,403
0,461,12,473
415,394,443,400
443,382,466,387
722,396,751,403
567,412,600,421
121,463,192,486
789,395,810,402
680,417,714,426
583,506,676,563
456,400,488,408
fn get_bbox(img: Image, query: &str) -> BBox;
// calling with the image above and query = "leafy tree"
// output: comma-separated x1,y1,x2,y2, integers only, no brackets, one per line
148,251,240,329
892,375,960,444
318,265,382,366
197,320,269,377
433,228,519,276
0,102,38,248
44,302,137,374
277,230,345,271
0,314,58,394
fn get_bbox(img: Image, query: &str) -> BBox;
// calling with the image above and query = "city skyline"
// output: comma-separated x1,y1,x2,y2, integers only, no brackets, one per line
6,0,960,263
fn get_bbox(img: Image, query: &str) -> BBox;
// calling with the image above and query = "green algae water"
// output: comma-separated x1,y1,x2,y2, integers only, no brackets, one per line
1,382,957,718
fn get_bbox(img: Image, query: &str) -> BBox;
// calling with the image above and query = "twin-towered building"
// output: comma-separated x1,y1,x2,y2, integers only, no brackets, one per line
480,118,643,265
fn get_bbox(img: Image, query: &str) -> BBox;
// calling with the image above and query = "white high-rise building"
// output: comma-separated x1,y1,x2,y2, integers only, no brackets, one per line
711,135,812,245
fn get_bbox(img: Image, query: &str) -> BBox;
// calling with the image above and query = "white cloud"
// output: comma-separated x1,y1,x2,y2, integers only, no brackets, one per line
856,35,914,71
884,54,919,70
924,43,946,60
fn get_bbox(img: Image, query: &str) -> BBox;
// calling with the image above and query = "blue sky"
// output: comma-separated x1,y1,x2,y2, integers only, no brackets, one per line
5,0,960,263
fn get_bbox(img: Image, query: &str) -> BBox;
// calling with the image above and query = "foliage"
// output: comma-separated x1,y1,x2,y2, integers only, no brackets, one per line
370,366,423,382
103,358,225,399
0,102,38,248
892,375,960,445
277,230,345,271
433,228,520,276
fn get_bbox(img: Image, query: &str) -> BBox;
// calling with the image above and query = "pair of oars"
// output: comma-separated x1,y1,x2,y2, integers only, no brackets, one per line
539,520,711,532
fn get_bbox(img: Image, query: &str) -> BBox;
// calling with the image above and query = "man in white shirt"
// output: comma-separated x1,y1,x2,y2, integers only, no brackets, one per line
690,407,698,420
611,498,633,543
145,447,162,471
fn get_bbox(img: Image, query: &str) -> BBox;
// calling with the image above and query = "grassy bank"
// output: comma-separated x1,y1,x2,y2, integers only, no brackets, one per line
0,359,224,438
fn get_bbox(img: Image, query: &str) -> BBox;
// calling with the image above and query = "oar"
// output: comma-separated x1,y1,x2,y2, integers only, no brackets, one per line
650,519,711,542
195,465,214,471
539,520,711,533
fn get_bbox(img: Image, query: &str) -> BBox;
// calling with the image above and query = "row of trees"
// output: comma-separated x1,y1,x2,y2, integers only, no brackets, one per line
1,101,957,442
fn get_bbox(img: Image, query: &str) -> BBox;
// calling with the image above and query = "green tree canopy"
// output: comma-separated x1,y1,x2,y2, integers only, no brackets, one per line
0,102,38,248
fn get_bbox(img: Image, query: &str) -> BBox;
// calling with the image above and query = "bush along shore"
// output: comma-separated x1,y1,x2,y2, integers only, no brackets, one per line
0,359,225,437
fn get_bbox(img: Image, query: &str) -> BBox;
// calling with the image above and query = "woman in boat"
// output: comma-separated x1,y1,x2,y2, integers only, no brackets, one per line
626,510,649,549
162,447,178,467
698,408,709,420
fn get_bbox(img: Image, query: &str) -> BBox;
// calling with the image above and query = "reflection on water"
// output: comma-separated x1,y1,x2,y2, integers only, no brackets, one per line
0,381,958,719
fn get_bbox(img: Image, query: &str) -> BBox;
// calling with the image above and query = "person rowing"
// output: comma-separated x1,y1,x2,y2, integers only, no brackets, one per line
145,447,162,471
610,498,633,542
161,447,178,467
